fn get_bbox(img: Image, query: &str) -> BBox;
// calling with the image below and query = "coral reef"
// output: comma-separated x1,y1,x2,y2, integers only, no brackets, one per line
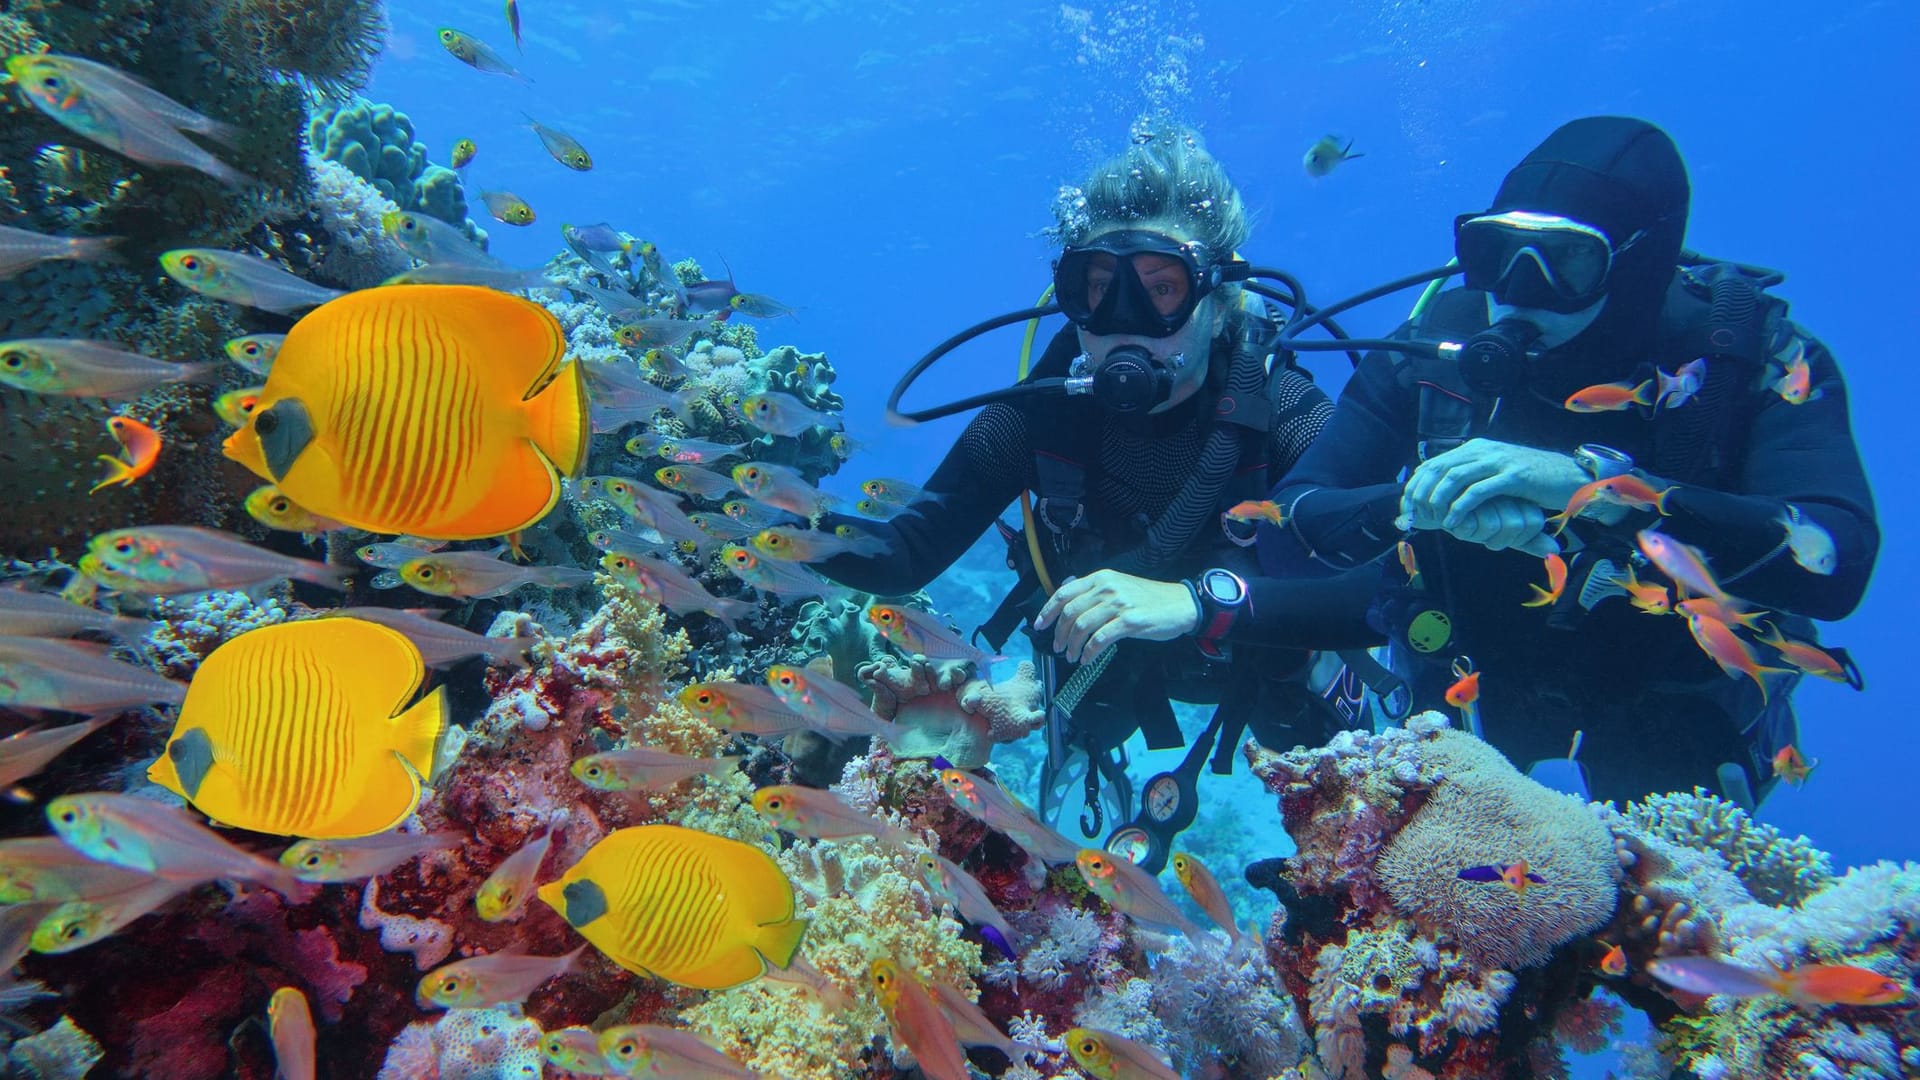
307,97,475,236
203,0,387,98
1627,787,1834,907
859,655,1046,768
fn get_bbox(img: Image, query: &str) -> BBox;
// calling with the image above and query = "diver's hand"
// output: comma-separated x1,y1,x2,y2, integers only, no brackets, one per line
1402,439,1588,525
1407,495,1560,557
1033,570,1199,664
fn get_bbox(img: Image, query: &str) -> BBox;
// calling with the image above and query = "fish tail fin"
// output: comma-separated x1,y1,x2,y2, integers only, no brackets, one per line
1746,666,1794,705
89,455,135,494
67,235,121,263
1521,584,1556,608
525,360,590,477
390,685,449,779
1632,378,1657,406
709,597,755,631
292,558,352,592
755,915,808,970
1545,509,1573,536
1653,486,1675,516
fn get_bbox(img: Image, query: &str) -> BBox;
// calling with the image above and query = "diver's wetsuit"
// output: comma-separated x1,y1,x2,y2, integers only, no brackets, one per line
819,323,1374,653
1268,118,1879,806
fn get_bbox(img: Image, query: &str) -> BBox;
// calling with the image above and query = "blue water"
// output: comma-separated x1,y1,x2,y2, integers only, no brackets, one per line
367,0,1918,874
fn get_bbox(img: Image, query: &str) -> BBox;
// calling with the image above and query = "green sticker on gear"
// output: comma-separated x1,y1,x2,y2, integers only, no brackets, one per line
1407,609,1452,653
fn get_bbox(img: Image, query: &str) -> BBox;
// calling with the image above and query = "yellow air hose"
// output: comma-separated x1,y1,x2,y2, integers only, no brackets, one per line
1018,283,1059,595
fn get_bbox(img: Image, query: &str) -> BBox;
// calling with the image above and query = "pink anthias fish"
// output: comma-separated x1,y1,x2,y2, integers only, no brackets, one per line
0,637,185,715
331,607,537,668
937,769,1081,866
45,792,309,899
1635,529,1729,603
570,746,741,792
750,785,917,847
82,525,349,596
279,830,465,884
763,664,905,743
417,945,588,1009
475,828,553,923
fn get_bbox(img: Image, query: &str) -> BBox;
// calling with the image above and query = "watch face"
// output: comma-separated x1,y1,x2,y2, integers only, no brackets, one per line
1107,827,1153,865
1202,569,1245,604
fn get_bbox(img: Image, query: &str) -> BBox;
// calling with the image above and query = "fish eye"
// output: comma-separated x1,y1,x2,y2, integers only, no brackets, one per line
112,540,133,555
302,853,322,868
417,567,435,579
56,809,75,823
180,255,199,270
441,979,459,993
271,498,290,513
61,923,82,941
1,352,23,369
39,75,61,90
1079,1039,1098,1054
585,765,602,778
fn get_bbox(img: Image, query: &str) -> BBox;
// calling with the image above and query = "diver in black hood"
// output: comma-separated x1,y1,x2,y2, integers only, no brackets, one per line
1266,116,1878,808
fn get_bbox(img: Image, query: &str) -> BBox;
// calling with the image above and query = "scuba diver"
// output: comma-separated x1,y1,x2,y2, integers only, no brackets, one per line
817,124,1381,872
1265,116,1878,809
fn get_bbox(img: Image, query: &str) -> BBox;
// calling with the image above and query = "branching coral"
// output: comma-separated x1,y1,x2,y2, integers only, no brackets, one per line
1627,787,1834,907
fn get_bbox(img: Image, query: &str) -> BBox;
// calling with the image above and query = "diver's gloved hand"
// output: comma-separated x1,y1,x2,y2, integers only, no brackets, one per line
1032,569,1199,664
1407,494,1561,557
1401,439,1588,525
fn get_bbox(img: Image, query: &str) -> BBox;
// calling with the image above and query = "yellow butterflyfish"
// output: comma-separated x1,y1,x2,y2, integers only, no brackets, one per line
536,825,806,991
222,285,588,540
147,619,446,839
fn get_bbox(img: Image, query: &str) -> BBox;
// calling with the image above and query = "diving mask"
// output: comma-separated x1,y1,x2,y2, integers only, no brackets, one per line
1455,210,1643,314
1053,230,1249,338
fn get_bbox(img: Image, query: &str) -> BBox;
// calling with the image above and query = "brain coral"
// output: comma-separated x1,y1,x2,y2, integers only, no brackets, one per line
1374,729,1619,969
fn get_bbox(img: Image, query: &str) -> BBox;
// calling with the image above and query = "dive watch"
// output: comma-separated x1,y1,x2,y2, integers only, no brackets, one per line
1574,444,1634,481
1188,568,1247,661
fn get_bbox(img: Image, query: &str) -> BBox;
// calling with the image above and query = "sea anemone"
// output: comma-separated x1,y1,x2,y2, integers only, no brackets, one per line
205,0,386,98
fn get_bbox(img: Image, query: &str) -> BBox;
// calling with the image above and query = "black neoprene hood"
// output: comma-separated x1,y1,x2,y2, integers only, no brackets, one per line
1488,116,1692,341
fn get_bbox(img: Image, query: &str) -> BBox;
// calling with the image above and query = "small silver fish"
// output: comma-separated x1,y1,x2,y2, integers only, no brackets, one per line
0,224,117,280
1303,134,1363,178
740,392,839,438
382,262,556,291
687,513,756,542
728,292,797,319
653,436,747,465
418,945,586,1009
561,227,625,282
383,211,496,267
0,339,217,398
478,189,536,227
720,544,840,602
6,54,246,186
437,27,530,82
398,551,593,599
587,526,670,554
655,464,736,502
0,588,151,641
526,114,592,171
354,540,447,570
0,718,113,789
159,250,344,314
722,499,803,530
563,223,631,253
476,829,552,922
223,334,285,377
730,462,838,519
46,792,308,897
84,526,349,595
597,1025,757,1080
571,746,740,792
280,830,465,883
599,552,754,629
763,664,901,742
751,784,914,845
917,852,1015,946
332,607,537,667
613,318,701,350
570,280,651,319
0,639,183,715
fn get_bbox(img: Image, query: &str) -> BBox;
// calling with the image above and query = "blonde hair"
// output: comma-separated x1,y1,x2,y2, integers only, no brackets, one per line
1052,122,1250,262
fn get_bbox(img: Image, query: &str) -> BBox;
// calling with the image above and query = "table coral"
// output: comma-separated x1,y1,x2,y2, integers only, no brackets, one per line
1627,787,1834,907
859,654,1045,768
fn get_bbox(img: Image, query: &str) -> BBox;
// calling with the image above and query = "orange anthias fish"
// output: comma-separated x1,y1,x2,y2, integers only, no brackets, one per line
1771,342,1823,405
1521,553,1568,608
1397,540,1421,586
1648,955,1906,1007
1444,664,1480,709
1548,474,1672,534
1772,745,1818,787
1223,500,1285,526
870,959,971,1080
222,286,589,541
1757,626,1854,685
1683,611,1790,704
1612,565,1672,615
1673,596,1768,632
1637,530,1728,604
1598,941,1628,977
90,415,161,493
1564,378,1655,413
